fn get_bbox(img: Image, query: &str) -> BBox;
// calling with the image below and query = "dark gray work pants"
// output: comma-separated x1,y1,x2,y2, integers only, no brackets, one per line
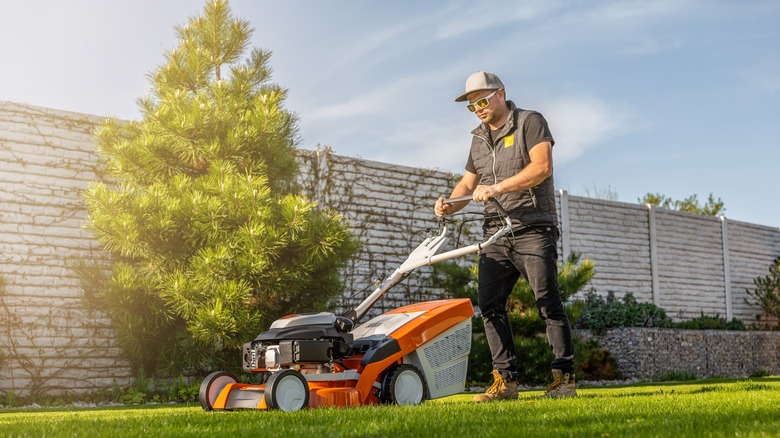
477,226,575,380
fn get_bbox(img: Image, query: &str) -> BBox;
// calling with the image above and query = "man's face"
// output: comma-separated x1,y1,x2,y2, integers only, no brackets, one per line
467,89,503,125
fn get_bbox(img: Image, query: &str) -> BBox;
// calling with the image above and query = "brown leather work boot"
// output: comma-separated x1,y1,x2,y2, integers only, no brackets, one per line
542,369,577,398
473,370,518,402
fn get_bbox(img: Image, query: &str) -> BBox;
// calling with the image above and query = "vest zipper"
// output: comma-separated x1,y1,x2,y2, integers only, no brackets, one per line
473,133,497,184
492,147,498,184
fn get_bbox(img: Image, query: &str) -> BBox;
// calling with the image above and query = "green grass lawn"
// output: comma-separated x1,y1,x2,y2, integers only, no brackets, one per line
1,378,779,437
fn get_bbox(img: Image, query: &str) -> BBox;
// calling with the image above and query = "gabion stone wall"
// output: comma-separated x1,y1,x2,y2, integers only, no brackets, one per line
577,328,780,379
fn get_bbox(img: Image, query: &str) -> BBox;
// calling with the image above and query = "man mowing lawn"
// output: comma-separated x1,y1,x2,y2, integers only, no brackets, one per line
435,71,576,401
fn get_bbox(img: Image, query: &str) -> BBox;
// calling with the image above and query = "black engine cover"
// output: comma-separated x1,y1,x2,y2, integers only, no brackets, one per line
254,323,354,345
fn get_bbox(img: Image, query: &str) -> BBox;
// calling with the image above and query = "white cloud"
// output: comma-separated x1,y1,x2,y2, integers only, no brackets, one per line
742,57,780,94
588,0,694,24
616,34,683,55
543,97,638,164
521,0,698,57
380,116,474,173
317,18,429,79
434,1,559,40
304,72,435,121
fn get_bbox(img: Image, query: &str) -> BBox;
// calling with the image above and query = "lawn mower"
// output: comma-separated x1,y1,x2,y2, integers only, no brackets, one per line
199,196,512,411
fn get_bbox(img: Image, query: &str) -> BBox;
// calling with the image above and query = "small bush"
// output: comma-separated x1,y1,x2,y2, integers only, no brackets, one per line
119,387,147,405
2,390,17,408
575,338,622,381
576,291,672,334
745,257,780,326
177,382,200,403
673,312,745,330
750,369,770,378
514,335,555,384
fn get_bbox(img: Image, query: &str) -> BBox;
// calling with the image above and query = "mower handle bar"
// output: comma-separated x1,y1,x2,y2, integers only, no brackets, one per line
347,196,512,323
442,195,510,218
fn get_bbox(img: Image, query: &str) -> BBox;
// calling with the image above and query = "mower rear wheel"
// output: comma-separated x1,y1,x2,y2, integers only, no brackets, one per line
264,369,310,411
381,364,427,406
199,371,238,411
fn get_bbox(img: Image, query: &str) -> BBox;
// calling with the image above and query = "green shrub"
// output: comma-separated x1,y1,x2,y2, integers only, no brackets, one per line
514,335,555,384
576,291,672,334
177,382,200,403
575,338,622,381
466,335,493,385
673,312,745,330
2,390,17,408
750,369,770,378
745,257,780,327
119,387,147,405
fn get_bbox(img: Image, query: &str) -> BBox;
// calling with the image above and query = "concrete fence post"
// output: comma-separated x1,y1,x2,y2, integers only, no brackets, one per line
559,189,570,259
647,204,661,306
720,216,733,320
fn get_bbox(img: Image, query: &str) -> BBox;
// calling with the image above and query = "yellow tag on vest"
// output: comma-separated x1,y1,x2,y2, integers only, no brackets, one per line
504,135,514,148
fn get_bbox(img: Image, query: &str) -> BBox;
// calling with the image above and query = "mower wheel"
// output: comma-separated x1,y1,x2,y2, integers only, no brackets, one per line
381,364,427,406
264,369,310,411
199,371,238,411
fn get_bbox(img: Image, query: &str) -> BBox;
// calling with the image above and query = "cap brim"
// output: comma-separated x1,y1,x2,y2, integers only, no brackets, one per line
454,87,497,102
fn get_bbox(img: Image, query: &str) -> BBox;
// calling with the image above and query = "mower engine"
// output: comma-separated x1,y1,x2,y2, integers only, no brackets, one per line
242,311,354,374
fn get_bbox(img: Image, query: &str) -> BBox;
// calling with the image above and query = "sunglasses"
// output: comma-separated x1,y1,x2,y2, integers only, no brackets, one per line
466,89,499,112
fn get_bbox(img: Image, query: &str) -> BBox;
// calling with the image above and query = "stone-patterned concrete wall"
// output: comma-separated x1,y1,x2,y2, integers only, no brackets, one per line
0,102,134,397
1,101,779,397
578,328,780,379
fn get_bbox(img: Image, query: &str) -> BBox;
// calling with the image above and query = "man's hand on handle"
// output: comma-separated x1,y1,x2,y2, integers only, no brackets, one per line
434,197,452,217
472,184,502,203
436,184,503,217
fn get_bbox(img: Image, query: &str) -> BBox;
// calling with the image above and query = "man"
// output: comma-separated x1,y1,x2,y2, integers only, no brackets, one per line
434,71,576,401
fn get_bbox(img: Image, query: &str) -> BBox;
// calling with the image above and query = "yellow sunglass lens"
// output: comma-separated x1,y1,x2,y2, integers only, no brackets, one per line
467,98,489,112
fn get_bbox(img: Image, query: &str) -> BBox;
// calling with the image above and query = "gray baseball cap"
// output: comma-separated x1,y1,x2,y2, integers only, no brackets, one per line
454,71,505,102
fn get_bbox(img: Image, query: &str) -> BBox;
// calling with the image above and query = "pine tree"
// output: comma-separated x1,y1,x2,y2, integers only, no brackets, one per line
83,0,358,376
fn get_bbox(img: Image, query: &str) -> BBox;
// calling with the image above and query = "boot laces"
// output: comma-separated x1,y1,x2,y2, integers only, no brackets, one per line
544,375,563,393
486,371,505,394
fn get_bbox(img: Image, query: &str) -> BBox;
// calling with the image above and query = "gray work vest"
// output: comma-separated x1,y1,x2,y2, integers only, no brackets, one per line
468,104,558,229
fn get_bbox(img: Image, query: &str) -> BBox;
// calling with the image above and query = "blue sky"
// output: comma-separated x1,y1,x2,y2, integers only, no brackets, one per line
2,0,779,227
